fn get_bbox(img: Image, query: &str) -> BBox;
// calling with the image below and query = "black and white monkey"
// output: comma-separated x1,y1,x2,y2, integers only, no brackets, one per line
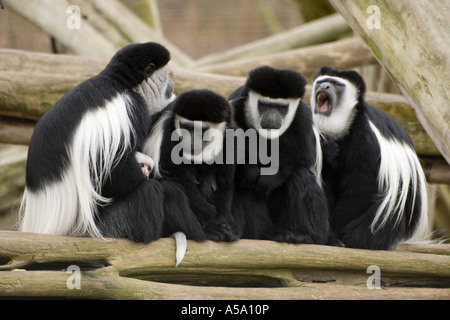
143,89,239,242
229,66,329,244
311,66,429,250
20,42,177,245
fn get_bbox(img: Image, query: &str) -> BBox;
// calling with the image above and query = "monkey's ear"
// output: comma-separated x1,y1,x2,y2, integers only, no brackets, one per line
144,63,156,77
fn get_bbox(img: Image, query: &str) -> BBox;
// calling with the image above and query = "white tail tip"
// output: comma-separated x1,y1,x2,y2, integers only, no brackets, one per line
171,232,187,267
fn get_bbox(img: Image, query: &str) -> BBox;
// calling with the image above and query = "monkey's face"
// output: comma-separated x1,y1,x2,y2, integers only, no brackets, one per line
246,91,300,140
135,65,175,114
313,78,346,116
174,116,227,164
311,75,359,140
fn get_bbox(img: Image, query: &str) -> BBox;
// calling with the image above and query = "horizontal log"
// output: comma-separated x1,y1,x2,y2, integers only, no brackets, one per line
0,49,106,121
0,116,36,145
1,231,449,277
421,157,450,185
0,49,240,120
3,0,192,66
0,49,440,156
196,37,377,77
193,13,351,67
1,270,448,300
0,231,449,299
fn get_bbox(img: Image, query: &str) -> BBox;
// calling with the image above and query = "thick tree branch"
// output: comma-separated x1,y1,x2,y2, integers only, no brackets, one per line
0,49,441,158
329,0,450,164
196,37,377,77
193,13,351,67
0,231,449,299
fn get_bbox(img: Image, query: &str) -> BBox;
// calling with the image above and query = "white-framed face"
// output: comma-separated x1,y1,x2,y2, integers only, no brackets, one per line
173,115,227,164
310,75,359,140
134,66,175,114
246,90,300,140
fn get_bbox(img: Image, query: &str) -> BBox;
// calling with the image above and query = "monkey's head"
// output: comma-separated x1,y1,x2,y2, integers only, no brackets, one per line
108,42,175,113
172,89,231,163
311,66,366,140
244,66,306,139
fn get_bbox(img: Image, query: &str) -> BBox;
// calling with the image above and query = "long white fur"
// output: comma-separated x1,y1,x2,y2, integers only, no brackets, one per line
20,93,136,237
142,109,173,178
19,170,78,235
311,75,428,242
246,91,300,140
311,125,324,189
20,64,176,237
369,121,428,238
311,75,358,140
171,231,187,267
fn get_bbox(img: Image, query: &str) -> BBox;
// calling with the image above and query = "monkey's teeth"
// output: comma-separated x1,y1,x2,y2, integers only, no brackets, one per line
316,92,330,113
317,92,328,101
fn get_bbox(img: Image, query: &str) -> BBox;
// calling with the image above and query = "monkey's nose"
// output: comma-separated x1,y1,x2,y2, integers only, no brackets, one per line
320,82,331,90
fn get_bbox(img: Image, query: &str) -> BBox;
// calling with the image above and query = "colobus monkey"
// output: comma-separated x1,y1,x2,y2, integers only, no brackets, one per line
311,66,428,250
134,151,154,179
143,89,239,242
19,42,176,244
229,66,329,244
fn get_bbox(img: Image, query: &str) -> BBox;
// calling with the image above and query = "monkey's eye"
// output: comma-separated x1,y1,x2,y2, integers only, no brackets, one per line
144,63,156,77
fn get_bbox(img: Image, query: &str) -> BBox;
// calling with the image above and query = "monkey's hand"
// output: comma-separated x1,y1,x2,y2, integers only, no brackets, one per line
205,219,239,242
134,151,154,179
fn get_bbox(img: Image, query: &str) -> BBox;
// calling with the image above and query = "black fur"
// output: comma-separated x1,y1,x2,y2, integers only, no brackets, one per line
230,66,329,244
313,66,426,250
23,42,173,243
246,65,307,99
154,89,239,242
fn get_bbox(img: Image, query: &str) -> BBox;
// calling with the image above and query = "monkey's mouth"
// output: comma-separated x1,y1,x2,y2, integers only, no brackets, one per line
315,92,331,114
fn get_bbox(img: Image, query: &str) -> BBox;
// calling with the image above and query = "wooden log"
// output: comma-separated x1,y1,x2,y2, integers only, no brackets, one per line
421,157,450,185
0,49,241,120
3,0,119,59
1,270,448,300
0,49,105,121
0,145,27,215
1,231,449,278
0,49,441,158
329,0,450,164
193,13,351,67
196,37,377,77
171,68,244,98
89,0,193,67
0,231,449,299
0,117,35,145
3,0,192,66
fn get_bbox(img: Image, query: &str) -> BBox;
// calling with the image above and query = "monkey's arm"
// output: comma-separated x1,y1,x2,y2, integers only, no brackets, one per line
255,160,296,197
102,150,148,199
184,186,218,222
160,179,208,242
210,164,239,241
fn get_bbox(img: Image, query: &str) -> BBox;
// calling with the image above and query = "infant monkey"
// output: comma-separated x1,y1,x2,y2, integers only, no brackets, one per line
135,152,154,179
